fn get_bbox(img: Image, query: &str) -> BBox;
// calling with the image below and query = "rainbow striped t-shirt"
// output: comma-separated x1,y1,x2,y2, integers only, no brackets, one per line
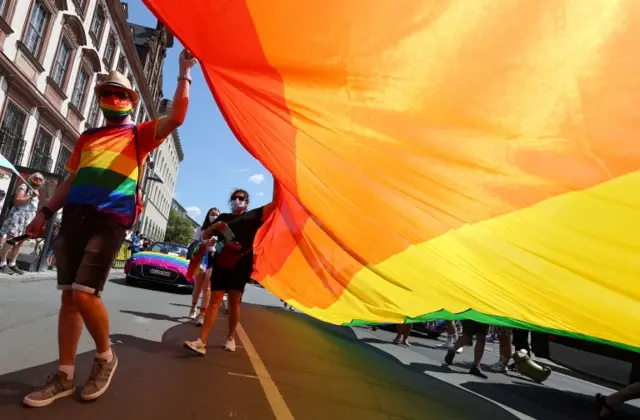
65,121,163,226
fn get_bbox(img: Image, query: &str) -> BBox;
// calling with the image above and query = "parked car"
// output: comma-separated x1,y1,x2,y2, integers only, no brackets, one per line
124,242,192,291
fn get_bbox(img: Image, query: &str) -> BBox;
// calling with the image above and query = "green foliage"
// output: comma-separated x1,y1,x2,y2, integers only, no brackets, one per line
164,209,195,245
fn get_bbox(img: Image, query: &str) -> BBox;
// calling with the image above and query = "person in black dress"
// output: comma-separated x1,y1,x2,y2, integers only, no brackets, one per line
184,188,276,355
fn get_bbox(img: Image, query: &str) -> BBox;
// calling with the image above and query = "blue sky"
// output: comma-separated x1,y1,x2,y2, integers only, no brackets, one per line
127,1,273,222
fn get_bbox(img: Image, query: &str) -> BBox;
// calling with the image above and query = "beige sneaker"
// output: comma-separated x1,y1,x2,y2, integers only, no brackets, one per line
23,371,76,407
489,360,508,373
80,351,119,401
188,307,197,320
184,338,207,355
224,338,236,352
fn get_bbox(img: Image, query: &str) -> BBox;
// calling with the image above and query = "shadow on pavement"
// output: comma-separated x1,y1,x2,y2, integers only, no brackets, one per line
108,278,192,295
0,318,274,419
168,302,193,309
120,309,187,323
239,304,520,420
461,381,640,420
269,307,640,420
3,301,628,420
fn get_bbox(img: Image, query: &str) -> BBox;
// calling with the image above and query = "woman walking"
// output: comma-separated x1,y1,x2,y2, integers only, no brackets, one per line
0,173,44,275
188,207,220,326
184,188,276,354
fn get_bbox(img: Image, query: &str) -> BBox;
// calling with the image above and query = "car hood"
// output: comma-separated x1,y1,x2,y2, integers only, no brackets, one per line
125,251,189,276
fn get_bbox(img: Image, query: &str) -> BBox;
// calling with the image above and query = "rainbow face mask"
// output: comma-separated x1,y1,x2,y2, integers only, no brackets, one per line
99,95,133,122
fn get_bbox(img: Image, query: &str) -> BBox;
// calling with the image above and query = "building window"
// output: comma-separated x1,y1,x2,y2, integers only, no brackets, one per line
29,127,53,172
54,144,71,175
24,0,50,57
116,55,125,74
89,5,105,43
71,69,89,109
0,102,28,165
103,35,115,68
86,96,100,128
51,38,71,87
72,0,87,14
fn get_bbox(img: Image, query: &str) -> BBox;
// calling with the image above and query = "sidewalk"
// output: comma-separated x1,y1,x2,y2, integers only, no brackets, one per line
0,268,126,284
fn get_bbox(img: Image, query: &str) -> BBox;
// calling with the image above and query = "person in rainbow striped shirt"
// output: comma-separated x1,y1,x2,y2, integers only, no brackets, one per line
21,50,197,408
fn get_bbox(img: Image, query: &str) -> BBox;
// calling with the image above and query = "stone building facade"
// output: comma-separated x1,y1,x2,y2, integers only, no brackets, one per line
0,0,183,240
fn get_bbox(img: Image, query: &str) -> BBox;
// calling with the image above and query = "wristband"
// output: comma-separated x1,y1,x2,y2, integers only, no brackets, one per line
177,75,192,84
39,206,54,220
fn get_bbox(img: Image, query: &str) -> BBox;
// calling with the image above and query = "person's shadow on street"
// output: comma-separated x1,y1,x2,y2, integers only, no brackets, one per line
0,321,270,420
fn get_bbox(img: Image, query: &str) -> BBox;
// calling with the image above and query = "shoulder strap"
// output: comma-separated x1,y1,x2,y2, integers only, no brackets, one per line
133,125,142,186
132,126,143,228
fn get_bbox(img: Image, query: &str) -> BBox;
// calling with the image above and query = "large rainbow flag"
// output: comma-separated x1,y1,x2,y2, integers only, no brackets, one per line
145,0,640,352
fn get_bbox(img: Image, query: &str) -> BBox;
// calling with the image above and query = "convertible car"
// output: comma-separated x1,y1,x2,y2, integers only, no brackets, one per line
124,242,192,291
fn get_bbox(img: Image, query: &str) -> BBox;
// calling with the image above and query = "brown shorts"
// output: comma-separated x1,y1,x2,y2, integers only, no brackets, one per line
54,206,126,297
461,320,490,337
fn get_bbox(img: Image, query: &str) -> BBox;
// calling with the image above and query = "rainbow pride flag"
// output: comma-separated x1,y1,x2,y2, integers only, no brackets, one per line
145,0,640,352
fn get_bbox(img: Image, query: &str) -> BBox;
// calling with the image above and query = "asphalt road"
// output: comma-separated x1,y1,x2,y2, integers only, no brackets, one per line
0,274,638,419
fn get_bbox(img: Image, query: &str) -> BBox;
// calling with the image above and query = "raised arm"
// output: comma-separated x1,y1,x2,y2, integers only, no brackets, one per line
155,50,198,140
261,180,279,222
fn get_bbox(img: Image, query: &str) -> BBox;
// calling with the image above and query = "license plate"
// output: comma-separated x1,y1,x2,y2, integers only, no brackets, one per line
149,268,171,277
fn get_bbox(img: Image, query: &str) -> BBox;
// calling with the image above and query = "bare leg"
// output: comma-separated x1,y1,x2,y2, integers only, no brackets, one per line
445,320,457,335
191,271,204,308
227,290,243,339
199,291,226,343
8,241,24,264
474,333,486,366
200,268,212,313
403,324,412,345
451,334,470,352
72,291,110,353
0,243,12,262
498,334,512,362
58,291,84,369
601,383,640,416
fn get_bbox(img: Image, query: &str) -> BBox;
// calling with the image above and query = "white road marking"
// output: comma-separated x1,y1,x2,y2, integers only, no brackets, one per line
228,371,259,379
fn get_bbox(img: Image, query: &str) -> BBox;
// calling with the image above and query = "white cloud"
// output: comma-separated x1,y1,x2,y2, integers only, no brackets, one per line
185,206,201,219
256,192,265,197
248,173,265,184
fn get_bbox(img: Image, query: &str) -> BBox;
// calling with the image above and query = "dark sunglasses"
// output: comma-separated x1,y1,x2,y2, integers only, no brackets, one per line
32,177,44,182
231,195,247,202
99,90,129,100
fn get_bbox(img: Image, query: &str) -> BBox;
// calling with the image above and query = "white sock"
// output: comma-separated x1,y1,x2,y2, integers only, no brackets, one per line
96,348,113,362
0,260,6,266
8,262,15,267
58,365,75,380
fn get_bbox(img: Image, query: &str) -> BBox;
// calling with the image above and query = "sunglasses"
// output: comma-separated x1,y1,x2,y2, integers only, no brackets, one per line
231,195,247,202
32,177,44,183
99,90,130,100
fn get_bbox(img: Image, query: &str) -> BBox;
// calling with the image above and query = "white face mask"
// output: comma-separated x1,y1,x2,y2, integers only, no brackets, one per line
209,214,217,222
231,200,247,212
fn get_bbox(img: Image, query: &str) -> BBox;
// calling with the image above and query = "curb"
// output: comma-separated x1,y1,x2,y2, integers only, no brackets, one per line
0,271,126,285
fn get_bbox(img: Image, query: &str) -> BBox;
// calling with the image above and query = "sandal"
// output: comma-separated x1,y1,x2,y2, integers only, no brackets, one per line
596,393,614,418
